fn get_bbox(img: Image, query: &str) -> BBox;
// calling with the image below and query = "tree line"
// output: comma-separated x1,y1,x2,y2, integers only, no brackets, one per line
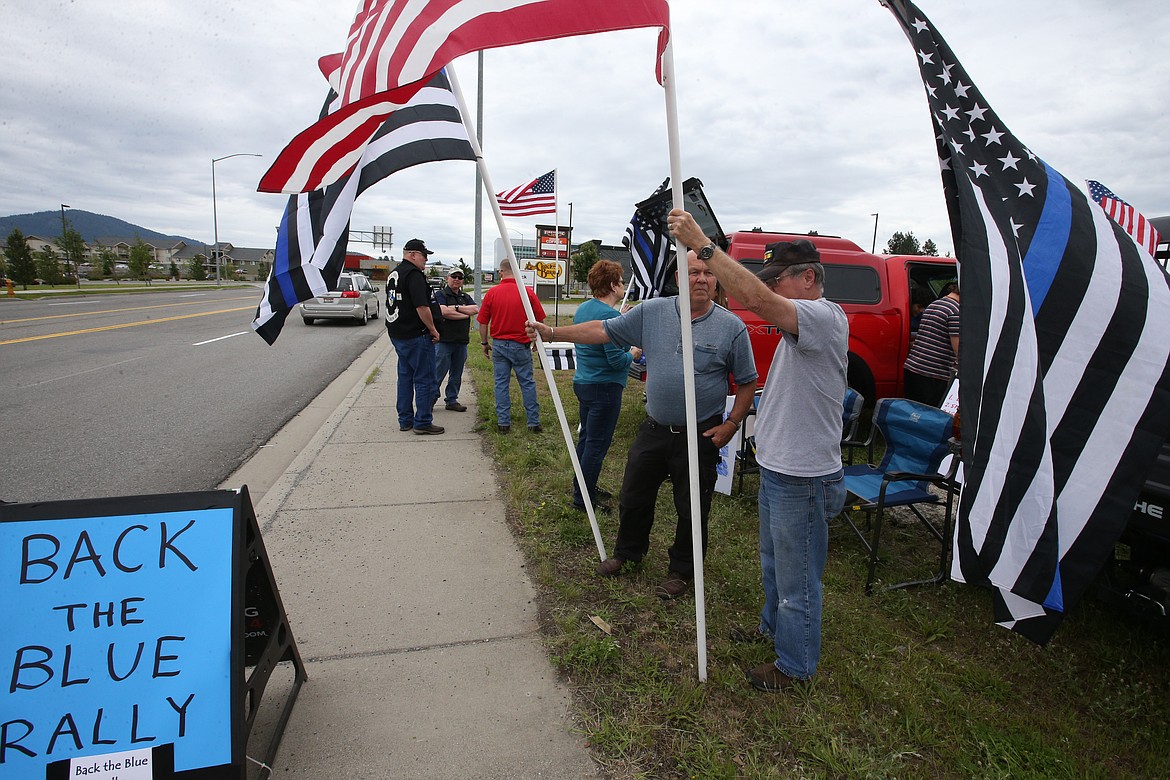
2,227,266,288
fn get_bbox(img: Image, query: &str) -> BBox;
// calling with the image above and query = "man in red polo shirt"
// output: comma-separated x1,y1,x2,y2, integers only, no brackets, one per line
476,260,546,433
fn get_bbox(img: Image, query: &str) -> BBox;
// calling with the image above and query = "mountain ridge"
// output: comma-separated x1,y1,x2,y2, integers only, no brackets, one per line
0,210,203,246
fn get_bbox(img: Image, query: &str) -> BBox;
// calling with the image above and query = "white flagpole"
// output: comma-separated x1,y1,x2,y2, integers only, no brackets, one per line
661,40,708,681
447,63,608,562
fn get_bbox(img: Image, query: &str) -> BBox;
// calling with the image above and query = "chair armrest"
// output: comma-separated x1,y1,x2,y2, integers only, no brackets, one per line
884,470,948,483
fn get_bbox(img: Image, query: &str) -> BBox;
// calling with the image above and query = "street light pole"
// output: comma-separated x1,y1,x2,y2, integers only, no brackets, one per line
212,153,261,285
60,204,79,289
507,228,524,260
871,213,880,254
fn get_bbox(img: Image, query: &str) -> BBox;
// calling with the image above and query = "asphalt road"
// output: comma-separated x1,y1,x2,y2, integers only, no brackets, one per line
0,287,383,503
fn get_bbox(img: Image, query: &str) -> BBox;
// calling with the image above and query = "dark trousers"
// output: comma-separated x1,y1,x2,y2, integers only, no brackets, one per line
904,367,949,407
391,333,438,428
614,415,721,577
572,381,625,506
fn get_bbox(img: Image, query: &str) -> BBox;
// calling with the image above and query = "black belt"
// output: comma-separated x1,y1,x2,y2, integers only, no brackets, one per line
645,414,723,434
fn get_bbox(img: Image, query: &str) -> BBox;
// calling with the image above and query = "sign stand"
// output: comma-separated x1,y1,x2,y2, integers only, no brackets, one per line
0,487,306,780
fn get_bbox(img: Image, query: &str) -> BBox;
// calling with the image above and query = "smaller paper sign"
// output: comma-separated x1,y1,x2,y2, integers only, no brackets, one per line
68,747,154,780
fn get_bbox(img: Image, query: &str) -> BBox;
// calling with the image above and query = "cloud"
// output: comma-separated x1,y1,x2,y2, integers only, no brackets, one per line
1,1,1166,265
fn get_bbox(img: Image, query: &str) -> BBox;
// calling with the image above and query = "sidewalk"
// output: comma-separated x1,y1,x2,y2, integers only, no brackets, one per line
242,341,598,779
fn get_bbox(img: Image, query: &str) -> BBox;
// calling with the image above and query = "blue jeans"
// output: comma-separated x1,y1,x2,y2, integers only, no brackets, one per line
491,339,540,427
758,467,845,680
390,333,438,428
434,341,468,405
572,382,624,505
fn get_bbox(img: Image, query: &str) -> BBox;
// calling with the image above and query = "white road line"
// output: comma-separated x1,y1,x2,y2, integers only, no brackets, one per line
180,293,206,298
193,331,248,346
47,301,86,306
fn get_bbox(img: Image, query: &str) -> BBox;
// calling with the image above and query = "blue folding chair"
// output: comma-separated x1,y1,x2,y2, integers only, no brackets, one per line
734,391,764,496
736,388,865,495
841,387,867,464
841,398,959,594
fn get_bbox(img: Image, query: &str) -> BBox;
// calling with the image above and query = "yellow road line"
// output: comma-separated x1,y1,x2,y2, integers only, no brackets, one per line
0,295,257,324
0,306,257,346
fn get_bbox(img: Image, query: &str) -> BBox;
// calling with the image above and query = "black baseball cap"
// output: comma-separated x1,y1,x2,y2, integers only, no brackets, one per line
756,239,821,282
403,238,433,255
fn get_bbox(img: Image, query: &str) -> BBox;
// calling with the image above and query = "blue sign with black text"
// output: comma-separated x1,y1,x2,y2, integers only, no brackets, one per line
0,505,235,777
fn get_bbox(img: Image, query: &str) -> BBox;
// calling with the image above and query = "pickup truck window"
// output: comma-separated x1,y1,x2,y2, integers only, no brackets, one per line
737,260,882,305
823,265,882,304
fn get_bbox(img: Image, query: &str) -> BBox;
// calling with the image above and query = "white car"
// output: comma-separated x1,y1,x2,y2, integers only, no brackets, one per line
301,272,381,325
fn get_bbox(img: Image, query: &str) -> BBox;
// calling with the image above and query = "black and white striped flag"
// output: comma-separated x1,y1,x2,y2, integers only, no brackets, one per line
887,1,1170,643
623,178,674,301
252,70,475,344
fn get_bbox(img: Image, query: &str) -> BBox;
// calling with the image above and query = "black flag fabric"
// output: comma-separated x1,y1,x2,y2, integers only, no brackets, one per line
623,178,673,301
252,70,475,344
885,0,1170,643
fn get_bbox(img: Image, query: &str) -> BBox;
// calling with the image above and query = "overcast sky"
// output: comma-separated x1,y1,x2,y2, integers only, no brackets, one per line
2,1,1167,266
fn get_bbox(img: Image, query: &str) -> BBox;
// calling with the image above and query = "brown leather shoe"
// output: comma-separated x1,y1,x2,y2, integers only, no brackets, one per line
596,557,625,577
745,662,796,693
656,574,690,600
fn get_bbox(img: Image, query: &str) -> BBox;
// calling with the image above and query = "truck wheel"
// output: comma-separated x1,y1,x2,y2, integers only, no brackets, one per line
847,354,876,408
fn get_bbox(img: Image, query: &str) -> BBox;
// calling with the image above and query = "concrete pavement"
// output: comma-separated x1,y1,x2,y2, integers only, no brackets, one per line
231,339,598,779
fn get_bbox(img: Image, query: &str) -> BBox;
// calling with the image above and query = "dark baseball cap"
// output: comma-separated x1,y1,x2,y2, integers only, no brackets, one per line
403,238,433,255
756,239,821,282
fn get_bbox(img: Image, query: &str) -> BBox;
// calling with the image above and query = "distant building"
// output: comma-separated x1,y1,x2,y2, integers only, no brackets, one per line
10,234,275,280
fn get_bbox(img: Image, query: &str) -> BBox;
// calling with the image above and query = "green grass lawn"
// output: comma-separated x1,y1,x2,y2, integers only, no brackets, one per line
4,281,250,299
467,343,1170,779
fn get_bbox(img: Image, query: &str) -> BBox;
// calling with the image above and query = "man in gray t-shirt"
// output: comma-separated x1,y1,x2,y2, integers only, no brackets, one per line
527,252,757,599
670,210,848,694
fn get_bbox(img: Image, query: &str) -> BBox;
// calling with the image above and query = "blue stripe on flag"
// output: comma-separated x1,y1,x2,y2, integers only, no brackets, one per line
1021,162,1071,315
1043,566,1064,612
274,206,297,305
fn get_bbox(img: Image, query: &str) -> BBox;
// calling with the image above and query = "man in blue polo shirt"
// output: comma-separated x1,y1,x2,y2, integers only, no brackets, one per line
527,250,757,599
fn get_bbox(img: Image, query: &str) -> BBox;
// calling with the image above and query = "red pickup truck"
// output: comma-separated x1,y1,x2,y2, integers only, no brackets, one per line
721,228,957,402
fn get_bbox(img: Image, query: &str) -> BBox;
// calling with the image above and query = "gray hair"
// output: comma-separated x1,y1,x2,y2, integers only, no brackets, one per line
780,261,825,288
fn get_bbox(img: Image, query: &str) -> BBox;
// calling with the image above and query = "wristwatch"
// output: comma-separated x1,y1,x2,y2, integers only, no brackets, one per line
697,242,716,260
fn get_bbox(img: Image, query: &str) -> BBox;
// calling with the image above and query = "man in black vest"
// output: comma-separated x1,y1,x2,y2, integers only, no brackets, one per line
432,268,479,412
386,238,444,435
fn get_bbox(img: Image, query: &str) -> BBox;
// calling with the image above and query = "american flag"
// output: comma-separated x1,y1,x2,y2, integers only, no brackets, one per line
252,71,474,344
262,0,669,194
337,0,670,102
623,177,674,300
1086,180,1161,258
496,170,557,217
887,0,1170,643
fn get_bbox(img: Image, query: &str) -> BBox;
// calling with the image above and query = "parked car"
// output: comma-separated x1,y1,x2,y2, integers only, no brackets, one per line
300,272,381,325
723,228,956,400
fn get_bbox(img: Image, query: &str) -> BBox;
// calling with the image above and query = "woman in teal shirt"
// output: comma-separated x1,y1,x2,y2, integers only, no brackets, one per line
571,260,641,512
